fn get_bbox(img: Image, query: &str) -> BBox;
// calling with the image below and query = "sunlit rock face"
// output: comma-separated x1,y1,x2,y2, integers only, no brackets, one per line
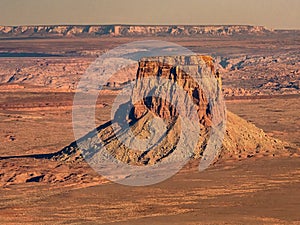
0,25,273,37
52,55,291,166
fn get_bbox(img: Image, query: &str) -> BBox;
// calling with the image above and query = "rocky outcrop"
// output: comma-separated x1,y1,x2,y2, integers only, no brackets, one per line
51,55,293,166
0,25,273,37
133,55,220,124
220,53,300,96
53,55,222,164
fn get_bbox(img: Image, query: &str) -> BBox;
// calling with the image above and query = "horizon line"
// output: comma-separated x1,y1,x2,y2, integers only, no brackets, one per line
1,24,299,31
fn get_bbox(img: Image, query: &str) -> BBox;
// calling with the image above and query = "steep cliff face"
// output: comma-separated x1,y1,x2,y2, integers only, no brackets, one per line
54,55,221,164
0,25,273,37
52,55,292,165
133,56,220,125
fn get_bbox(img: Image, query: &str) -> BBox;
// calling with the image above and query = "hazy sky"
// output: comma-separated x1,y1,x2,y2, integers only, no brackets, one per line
0,0,299,29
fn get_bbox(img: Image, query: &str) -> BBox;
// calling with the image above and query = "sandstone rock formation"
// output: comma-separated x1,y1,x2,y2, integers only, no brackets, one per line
0,25,273,37
219,53,300,96
51,55,293,166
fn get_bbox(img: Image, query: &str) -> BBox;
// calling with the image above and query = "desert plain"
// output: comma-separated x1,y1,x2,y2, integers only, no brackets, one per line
0,27,299,224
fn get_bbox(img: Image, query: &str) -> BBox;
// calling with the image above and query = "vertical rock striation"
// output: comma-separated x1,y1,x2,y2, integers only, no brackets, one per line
52,55,294,165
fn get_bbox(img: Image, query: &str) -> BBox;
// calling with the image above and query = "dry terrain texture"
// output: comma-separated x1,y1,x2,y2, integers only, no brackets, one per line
0,31,299,224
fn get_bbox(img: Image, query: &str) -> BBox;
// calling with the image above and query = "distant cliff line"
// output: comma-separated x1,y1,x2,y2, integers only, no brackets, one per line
0,25,273,37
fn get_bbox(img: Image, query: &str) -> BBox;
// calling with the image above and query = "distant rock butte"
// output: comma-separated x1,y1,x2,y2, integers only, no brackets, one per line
52,55,293,166
0,25,273,37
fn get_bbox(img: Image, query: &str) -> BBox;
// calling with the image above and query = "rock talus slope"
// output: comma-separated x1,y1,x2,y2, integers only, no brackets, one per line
53,55,294,165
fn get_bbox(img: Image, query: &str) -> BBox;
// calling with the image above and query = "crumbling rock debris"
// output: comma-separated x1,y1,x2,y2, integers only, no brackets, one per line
52,55,295,166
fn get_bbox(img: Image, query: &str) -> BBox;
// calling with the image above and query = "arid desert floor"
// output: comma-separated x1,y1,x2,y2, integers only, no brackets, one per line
0,34,299,224
0,87,299,224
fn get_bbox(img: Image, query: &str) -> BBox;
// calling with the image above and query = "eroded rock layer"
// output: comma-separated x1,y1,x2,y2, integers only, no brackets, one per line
52,55,294,165
0,25,273,37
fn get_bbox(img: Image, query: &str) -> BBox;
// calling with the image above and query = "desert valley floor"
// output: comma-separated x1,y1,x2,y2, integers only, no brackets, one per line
0,87,299,224
0,34,299,224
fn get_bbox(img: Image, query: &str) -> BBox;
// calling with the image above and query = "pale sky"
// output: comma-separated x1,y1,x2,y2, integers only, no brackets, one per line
0,0,299,29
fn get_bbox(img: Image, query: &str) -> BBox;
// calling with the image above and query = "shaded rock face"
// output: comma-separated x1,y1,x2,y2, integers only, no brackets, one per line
52,55,293,165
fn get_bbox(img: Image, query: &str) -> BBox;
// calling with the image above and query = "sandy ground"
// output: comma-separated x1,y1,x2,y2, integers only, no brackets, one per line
0,158,299,224
0,34,299,224
226,95,300,147
0,88,299,224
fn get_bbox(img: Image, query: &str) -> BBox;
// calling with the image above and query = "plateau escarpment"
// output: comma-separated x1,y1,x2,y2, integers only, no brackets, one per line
0,25,273,37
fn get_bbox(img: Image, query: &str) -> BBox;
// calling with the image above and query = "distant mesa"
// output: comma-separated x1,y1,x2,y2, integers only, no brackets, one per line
0,25,273,37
